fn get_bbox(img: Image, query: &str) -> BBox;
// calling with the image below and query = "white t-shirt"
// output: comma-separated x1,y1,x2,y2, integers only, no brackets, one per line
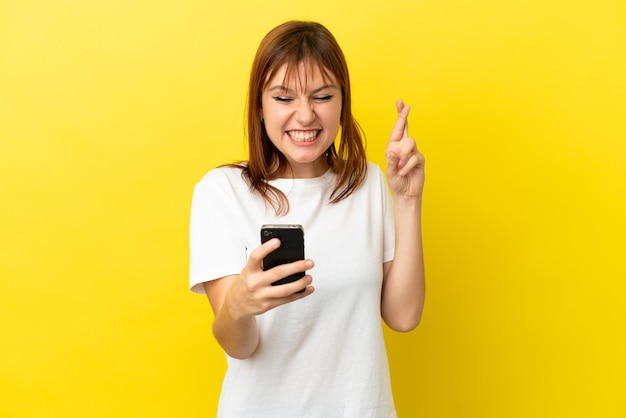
189,162,397,418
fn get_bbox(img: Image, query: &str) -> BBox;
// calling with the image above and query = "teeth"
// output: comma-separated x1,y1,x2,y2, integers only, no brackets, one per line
288,130,319,142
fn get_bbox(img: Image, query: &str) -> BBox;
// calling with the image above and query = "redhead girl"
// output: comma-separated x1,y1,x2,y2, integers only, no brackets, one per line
190,20,425,417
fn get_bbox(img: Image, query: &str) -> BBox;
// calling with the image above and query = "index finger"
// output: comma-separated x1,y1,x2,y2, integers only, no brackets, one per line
390,100,410,142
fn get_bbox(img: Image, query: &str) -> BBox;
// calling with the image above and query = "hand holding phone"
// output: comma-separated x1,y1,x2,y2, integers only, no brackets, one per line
260,224,306,293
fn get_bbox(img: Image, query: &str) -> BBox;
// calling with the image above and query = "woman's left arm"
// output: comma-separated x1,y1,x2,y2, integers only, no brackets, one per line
381,100,426,332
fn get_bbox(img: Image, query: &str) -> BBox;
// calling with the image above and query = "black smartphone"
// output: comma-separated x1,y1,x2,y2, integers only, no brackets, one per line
260,224,305,292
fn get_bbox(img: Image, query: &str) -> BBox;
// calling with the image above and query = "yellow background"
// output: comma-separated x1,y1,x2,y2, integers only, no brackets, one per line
1,0,625,416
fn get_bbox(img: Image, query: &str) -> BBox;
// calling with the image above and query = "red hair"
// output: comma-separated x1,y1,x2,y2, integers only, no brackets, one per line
240,21,367,215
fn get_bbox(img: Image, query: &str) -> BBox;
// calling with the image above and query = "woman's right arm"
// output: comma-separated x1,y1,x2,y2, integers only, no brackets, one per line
203,238,314,359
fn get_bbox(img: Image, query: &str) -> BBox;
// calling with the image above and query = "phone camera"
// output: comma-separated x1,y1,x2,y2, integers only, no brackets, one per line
263,230,271,237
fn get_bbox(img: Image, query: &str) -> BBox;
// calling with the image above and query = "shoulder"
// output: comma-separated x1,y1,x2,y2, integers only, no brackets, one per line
338,161,387,200
364,161,386,185
363,162,391,200
190,165,253,217
194,164,248,194
366,161,384,176
191,165,252,207
197,164,246,184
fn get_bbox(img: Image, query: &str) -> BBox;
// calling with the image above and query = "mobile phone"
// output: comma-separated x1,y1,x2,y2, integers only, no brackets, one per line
260,224,305,292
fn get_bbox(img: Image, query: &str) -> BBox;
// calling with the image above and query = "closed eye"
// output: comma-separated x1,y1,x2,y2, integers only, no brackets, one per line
313,95,333,102
272,96,293,103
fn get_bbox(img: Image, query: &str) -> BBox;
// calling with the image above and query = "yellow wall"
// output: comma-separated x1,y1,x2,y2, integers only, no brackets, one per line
1,0,625,416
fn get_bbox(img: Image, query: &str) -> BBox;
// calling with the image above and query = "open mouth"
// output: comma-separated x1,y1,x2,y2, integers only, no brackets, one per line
287,130,320,143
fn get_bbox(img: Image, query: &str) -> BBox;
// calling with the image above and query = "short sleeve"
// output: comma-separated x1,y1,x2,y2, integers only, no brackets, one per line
379,166,396,263
189,169,247,294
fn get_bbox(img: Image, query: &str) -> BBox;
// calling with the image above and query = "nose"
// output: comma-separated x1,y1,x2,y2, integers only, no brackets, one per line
294,100,316,125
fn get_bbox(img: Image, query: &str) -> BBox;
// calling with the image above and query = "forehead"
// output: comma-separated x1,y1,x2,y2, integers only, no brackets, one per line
264,60,337,91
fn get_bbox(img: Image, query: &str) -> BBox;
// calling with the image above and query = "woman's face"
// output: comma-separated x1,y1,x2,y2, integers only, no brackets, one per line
261,62,342,178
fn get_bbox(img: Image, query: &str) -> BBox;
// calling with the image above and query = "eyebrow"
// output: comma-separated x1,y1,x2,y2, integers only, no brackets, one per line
267,84,338,94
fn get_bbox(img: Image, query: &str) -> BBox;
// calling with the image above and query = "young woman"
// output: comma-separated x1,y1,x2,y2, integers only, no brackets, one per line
190,20,425,417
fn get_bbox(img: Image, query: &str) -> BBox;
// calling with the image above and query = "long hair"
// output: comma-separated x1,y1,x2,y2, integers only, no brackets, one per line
241,20,367,215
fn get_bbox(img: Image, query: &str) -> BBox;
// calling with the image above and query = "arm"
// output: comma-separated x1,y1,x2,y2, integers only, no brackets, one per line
203,239,315,359
381,100,426,332
203,275,259,360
